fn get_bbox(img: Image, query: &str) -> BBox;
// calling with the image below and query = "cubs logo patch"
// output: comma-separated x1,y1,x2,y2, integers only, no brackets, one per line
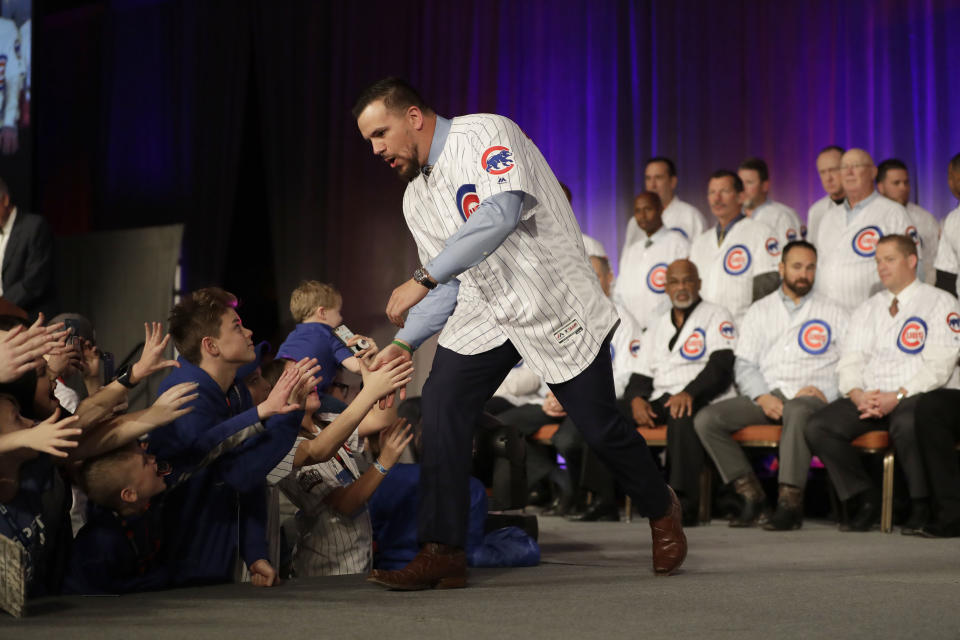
798,319,831,355
852,225,883,257
482,146,515,175
800,224,808,239
646,263,668,293
719,321,736,340
629,339,641,357
765,237,781,256
897,317,928,354
455,184,480,221
906,225,920,245
723,245,752,275
947,312,960,333
680,328,706,360
786,228,798,242
670,226,689,239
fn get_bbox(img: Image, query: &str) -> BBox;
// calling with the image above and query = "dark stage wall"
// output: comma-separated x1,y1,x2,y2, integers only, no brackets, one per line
35,0,960,342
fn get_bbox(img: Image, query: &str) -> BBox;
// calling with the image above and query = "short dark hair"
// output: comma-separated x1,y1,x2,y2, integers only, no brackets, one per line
950,152,960,172
352,77,432,119
709,170,744,193
877,234,918,259
819,145,845,157
634,190,664,212
876,158,908,183
781,240,818,263
645,157,677,177
169,287,238,365
738,157,769,182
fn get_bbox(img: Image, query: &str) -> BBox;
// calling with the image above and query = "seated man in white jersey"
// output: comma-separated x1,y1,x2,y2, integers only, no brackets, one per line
806,146,846,244
738,157,803,245
623,156,707,248
689,169,780,324
615,190,690,330
631,259,737,524
933,152,960,298
694,240,849,530
811,148,912,311
805,235,960,533
877,158,939,284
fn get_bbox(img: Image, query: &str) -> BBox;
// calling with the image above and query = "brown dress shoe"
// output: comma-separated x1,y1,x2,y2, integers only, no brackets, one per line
649,486,687,576
366,543,467,590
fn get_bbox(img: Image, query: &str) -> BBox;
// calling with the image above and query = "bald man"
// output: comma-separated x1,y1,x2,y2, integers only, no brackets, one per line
811,149,912,310
806,146,846,244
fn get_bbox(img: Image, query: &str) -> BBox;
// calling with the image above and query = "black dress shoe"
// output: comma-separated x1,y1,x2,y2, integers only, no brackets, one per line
762,503,803,531
729,497,770,528
566,500,619,522
841,490,880,532
900,502,931,536
919,520,960,538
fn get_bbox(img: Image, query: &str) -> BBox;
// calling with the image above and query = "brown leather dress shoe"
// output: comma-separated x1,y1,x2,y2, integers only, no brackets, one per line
649,486,687,576
366,543,467,590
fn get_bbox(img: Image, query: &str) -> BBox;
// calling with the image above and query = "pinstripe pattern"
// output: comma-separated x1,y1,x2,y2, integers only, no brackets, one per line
403,114,619,383
637,300,737,400
751,200,803,246
610,302,644,397
689,217,780,324
812,195,912,310
934,206,960,296
806,195,839,246
906,202,940,284
615,228,690,330
735,292,849,401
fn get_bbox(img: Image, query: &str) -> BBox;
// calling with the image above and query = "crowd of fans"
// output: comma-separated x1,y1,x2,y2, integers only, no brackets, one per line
0,146,959,609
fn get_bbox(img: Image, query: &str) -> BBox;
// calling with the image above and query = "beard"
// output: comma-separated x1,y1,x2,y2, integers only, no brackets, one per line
671,293,696,310
785,277,812,297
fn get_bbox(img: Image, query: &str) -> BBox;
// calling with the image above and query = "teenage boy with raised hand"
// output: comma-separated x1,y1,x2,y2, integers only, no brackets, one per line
147,288,321,588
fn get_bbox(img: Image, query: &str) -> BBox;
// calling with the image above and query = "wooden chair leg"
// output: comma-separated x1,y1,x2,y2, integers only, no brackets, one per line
881,449,895,533
698,465,712,524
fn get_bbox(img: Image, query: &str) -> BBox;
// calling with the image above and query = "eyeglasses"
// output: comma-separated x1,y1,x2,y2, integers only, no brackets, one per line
840,163,873,171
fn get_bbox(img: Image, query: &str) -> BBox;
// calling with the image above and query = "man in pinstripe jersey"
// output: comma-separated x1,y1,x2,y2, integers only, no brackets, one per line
354,77,686,589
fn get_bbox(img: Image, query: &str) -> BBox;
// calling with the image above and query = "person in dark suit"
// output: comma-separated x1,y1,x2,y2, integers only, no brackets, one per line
0,177,55,317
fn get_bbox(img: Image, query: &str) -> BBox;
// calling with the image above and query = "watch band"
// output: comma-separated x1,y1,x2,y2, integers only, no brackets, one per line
896,389,906,403
413,266,437,290
115,364,137,389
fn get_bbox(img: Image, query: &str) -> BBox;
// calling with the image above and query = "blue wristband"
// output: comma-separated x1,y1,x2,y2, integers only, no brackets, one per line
373,459,389,475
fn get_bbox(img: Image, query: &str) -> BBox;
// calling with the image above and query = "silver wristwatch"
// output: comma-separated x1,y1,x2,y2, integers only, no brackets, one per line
413,266,437,290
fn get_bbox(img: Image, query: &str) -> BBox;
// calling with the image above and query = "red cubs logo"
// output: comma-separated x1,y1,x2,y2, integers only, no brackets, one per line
481,146,515,175
680,328,706,360
906,225,920,245
723,245,752,275
947,312,960,333
798,319,831,355
852,225,882,257
897,317,927,354
719,321,736,340
786,228,798,242
629,339,641,357
646,263,668,293
765,237,781,256
455,184,480,221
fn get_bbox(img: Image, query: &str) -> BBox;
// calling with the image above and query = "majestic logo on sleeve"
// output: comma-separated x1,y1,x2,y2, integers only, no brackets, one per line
719,321,736,340
481,146,515,175
786,228,798,242
680,328,707,360
646,263,668,293
455,184,480,221
906,225,920,246
765,237,781,256
947,312,960,333
723,245,752,275
629,339,641,356
852,226,883,257
798,319,832,355
897,317,928,354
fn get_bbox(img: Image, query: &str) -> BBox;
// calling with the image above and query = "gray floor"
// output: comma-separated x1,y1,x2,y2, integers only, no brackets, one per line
4,515,960,638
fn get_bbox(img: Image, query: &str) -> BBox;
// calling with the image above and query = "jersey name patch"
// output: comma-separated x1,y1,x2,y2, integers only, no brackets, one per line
553,316,584,345
680,328,706,360
852,225,882,257
798,319,831,355
482,146,515,175
646,263,668,293
897,317,927,354
455,184,480,221
723,245,752,275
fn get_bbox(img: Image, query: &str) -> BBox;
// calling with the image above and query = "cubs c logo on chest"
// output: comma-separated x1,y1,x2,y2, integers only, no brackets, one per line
798,319,831,355
455,184,480,222
897,317,927,354
723,245,752,275
852,226,882,257
647,263,668,293
680,328,706,360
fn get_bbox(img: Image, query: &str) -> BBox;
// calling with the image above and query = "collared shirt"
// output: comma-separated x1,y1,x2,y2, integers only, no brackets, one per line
776,287,809,315
0,206,17,296
843,190,880,226
715,213,745,245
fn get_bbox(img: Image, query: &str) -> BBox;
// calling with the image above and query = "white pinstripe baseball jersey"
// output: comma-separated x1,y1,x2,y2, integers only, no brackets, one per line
689,217,780,324
403,114,618,384
905,202,940,285
811,193,912,310
934,205,960,296
614,226,690,330
837,279,960,396
277,430,373,577
750,200,804,246
609,301,645,397
624,197,707,246
806,195,839,245
637,300,737,400
735,291,849,401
